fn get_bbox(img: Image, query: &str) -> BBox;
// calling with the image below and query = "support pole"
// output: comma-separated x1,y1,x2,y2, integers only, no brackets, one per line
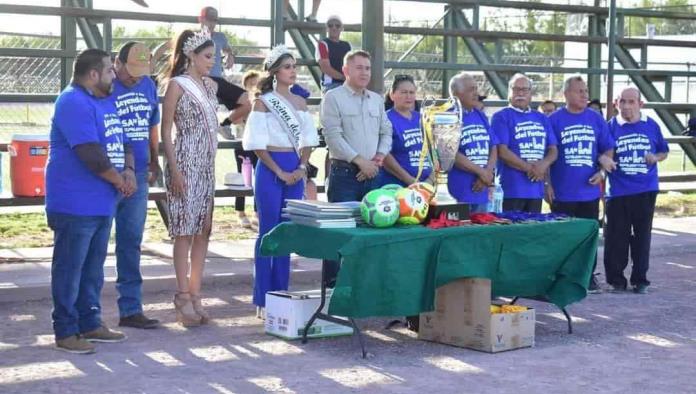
442,6,457,97
60,0,76,90
587,11,602,98
605,0,617,121
362,0,384,93
272,0,285,45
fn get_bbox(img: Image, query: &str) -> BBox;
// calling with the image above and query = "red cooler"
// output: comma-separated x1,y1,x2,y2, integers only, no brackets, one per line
9,134,49,197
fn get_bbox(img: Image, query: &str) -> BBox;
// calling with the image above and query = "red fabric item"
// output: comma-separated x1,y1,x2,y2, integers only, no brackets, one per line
426,211,468,229
317,41,330,59
470,213,499,225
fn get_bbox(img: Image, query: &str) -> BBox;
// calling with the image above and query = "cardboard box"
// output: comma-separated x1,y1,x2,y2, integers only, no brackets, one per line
419,278,535,353
265,290,354,340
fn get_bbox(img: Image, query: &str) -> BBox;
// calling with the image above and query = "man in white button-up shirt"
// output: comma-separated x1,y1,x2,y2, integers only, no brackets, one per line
321,50,393,202
319,49,392,286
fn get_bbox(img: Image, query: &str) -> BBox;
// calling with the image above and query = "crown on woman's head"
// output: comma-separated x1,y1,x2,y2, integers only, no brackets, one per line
183,26,213,56
264,44,293,70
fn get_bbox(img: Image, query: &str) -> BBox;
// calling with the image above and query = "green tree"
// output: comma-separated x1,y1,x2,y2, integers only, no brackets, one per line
626,0,696,36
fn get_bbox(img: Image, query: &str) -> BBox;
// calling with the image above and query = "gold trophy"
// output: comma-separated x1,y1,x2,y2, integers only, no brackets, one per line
416,97,470,221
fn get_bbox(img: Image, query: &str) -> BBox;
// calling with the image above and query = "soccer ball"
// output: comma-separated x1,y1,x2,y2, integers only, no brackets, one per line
395,188,429,225
408,182,435,202
381,183,402,196
361,189,400,228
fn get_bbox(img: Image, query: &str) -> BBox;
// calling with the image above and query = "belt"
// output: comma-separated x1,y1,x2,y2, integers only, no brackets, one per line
330,159,359,171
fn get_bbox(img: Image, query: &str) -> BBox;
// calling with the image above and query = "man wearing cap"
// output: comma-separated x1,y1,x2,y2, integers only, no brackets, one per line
199,6,251,126
111,42,161,329
317,15,351,93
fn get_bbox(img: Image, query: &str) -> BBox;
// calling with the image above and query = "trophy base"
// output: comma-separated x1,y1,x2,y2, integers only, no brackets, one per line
427,203,470,222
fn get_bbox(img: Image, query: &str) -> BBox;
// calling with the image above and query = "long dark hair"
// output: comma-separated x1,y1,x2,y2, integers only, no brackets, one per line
384,74,416,111
159,29,214,82
258,53,295,95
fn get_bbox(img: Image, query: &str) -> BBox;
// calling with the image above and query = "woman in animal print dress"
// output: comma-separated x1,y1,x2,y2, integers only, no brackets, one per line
160,28,218,327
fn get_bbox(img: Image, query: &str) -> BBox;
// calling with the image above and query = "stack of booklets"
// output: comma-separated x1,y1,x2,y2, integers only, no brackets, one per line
282,199,362,228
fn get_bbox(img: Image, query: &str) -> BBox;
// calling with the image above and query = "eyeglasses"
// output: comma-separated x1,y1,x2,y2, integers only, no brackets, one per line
512,87,531,93
327,23,342,28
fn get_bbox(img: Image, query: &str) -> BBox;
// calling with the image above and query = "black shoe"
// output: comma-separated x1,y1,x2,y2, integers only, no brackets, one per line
633,284,649,294
119,313,160,329
609,284,627,293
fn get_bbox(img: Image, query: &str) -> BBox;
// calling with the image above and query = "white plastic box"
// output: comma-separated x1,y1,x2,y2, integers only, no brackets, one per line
265,290,354,340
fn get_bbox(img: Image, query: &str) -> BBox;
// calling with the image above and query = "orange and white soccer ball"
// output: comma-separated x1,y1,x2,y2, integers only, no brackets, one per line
408,182,435,203
395,188,429,225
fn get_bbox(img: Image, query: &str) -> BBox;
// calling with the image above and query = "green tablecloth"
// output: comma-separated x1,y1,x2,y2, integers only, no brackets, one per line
260,219,598,318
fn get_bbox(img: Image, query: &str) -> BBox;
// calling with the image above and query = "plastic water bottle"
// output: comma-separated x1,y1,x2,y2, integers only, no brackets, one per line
493,178,504,213
487,184,495,213
241,156,253,187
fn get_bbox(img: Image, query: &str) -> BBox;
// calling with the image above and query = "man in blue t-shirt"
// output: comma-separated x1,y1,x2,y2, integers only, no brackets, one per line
492,73,558,213
604,87,669,294
447,72,498,212
46,49,135,354
548,76,616,292
111,42,161,329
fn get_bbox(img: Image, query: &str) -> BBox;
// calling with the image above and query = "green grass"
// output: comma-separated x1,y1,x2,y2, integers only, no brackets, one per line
0,206,258,250
1,194,695,250
0,212,53,248
655,191,696,217
0,103,53,126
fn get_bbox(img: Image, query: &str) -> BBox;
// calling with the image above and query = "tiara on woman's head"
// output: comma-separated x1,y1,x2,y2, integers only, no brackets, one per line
264,44,293,70
183,26,213,56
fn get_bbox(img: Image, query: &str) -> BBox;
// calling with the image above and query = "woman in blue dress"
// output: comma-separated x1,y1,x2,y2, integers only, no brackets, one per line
381,74,431,186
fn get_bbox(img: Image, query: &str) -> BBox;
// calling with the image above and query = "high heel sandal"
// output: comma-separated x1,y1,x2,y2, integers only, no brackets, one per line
256,306,265,320
190,294,210,324
173,292,201,327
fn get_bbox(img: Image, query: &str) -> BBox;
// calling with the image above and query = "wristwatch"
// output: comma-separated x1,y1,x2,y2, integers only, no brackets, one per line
298,164,308,172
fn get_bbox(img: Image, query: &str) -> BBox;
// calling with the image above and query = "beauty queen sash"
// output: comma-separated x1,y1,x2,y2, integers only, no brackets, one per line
260,92,302,156
174,76,218,134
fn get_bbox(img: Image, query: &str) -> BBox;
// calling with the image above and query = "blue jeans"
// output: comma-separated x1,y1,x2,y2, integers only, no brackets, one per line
327,161,381,203
48,212,113,339
324,160,381,286
253,152,304,307
115,172,149,317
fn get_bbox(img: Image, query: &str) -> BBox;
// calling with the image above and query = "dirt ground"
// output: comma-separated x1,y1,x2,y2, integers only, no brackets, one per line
1,226,695,393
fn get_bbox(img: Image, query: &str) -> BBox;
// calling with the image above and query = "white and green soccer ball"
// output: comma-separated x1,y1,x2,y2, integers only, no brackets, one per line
360,189,400,228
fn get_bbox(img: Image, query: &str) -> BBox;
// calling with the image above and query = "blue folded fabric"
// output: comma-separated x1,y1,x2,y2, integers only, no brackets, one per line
496,211,569,223
290,84,311,99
